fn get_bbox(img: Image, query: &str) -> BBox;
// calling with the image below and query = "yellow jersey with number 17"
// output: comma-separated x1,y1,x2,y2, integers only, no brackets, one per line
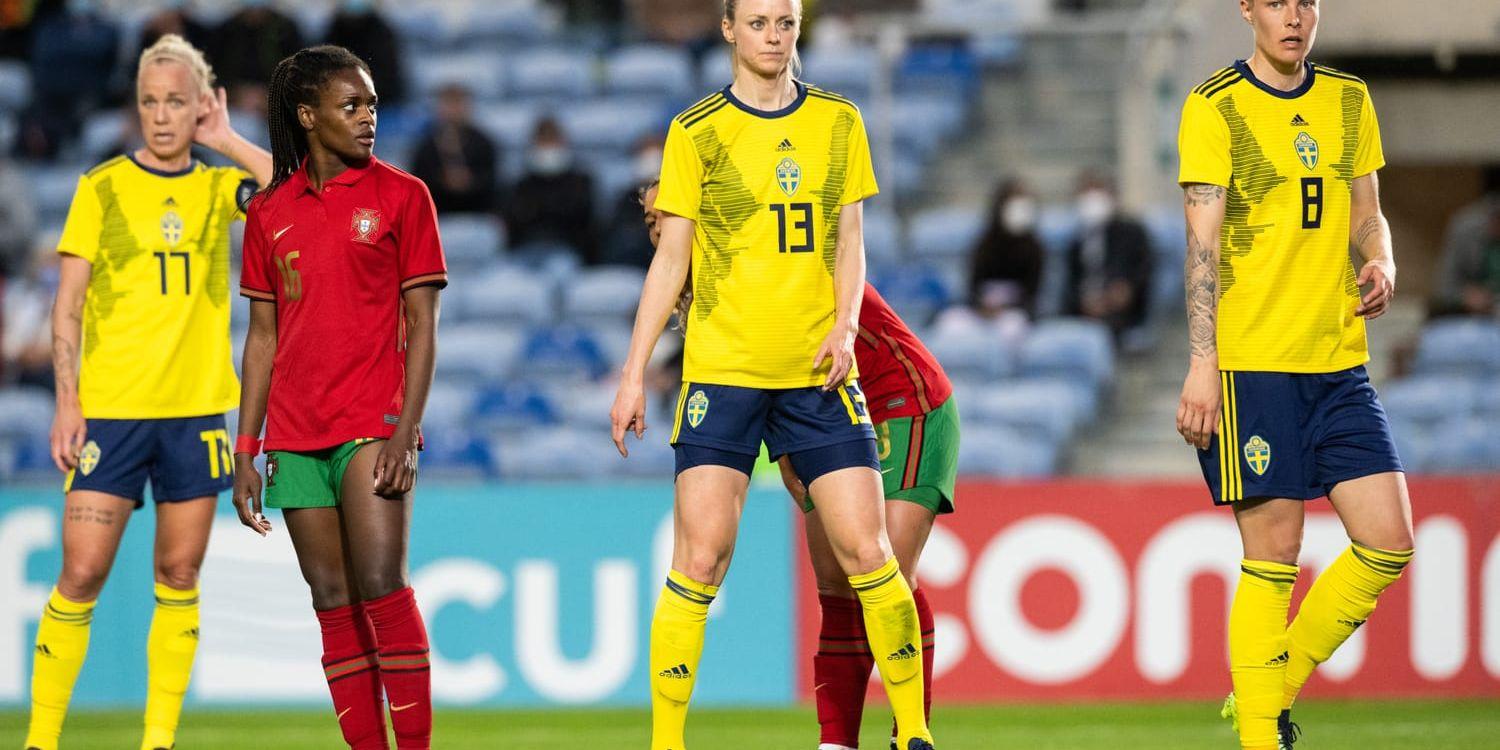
655,82,879,389
57,155,255,419
1178,60,1384,374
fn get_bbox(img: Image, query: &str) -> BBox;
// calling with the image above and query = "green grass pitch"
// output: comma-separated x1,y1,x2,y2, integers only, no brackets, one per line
3,699,1496,748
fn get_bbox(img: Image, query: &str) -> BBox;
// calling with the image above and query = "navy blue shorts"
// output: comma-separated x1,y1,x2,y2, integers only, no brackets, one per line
670,381,879,483
65,415,235,508
1197,366,1403,505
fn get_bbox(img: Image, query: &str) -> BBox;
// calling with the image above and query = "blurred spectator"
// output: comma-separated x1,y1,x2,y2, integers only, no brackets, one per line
595,133,664,268
136,1,211,57
323,0,406,105
550,0,626,28
1430,166,1500,318
2,237,58,389
410,84,500,215
210,1,301,109
627,0,721,60
968,178,1044,319
17,0,119,158
1063,173,1153,340
0,158,37,281
0,0,45,59
504,117,595,256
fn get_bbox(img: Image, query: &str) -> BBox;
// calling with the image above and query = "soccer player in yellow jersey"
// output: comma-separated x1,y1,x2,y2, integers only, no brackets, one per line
1176,3,1414,749
26,35,270,750
609,1,934,748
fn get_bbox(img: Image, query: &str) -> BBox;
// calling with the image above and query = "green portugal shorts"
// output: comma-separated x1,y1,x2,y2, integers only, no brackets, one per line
264,438,383,509
802,398,959,515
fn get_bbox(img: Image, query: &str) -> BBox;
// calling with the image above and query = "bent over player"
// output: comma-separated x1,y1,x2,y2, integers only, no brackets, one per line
1176,2,1414,748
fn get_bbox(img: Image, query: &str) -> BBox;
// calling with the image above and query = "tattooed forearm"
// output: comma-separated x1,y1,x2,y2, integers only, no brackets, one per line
51,300,82,398
1185,226,1219,359
1185,184,1225,207
1353,215,1385,255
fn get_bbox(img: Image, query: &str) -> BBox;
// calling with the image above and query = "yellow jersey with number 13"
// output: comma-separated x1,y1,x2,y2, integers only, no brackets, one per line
1178,60,1384,374
57,155,254,418
655,82,879,389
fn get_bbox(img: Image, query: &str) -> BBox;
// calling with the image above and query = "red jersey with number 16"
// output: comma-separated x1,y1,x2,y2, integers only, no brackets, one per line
240,157,447,452
856,284,953,424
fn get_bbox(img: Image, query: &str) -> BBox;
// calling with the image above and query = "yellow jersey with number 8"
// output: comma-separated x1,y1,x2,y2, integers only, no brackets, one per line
655,82,879,389
58,155,254,418
1178,60,1384,374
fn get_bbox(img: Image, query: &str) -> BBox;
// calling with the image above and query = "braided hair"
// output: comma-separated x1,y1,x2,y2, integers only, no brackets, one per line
259,45,371,203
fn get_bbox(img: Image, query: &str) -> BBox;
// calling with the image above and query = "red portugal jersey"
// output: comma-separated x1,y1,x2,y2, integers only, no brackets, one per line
856,284,953,424
240,157,447,451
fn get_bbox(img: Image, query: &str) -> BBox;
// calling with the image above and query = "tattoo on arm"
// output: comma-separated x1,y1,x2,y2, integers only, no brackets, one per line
52,302,82,396
1353,215,1383,252
1184,184,1225,207
1185,226,1219,358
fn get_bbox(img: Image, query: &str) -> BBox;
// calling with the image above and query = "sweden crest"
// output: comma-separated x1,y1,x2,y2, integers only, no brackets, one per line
79,441,100,476
776,157,800,196
1294,132,1318,170
687,390,710,429
1243,435,1271,476
160,210,183,246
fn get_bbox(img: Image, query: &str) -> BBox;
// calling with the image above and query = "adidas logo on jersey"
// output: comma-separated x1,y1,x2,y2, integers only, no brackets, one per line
1265,650,1289,667
886,642,919,661
1290,114,1309,126
659,663,692,679
776,138,796,152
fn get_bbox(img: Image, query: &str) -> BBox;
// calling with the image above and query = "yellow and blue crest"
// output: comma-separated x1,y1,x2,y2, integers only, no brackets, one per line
1243,435,1271,476
79,440,100,476
687,390,710,429
1294,132,1318,170
160,210,183,246
776,157,801,196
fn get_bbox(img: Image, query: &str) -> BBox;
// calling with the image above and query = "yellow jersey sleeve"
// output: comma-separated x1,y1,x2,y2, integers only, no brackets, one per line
218,166,257,219
841,111,879,205
57,175,103,263
655,119,704,221
1177,93,1231,187
1354,90,1384,178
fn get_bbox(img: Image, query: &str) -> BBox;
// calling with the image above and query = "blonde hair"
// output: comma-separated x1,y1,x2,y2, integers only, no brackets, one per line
137,33,216,100
723,0,804,79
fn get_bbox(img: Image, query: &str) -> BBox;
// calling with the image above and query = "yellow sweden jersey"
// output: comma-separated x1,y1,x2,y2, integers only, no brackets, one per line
1178,61,1384,373
58,155,253,418
655,82,879,389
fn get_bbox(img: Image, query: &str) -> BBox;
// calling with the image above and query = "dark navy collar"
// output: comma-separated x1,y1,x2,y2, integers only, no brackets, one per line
1234,58,1315,100
128,152,198,177
721,80,807,119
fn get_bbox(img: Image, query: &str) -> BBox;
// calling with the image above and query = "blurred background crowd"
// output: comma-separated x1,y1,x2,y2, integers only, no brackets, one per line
0,0,1497,484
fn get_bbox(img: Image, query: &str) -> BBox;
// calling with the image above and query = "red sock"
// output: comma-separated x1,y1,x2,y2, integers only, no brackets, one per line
915,587,935,722
814,593,872,748
317,604,390,749
366,587,431,750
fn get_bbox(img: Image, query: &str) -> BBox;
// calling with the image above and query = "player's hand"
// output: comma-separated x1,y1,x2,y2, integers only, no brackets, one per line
193,86,233,154
372,431,418,498
231,454,272,536
49,403,86,473
814,320,857,391
1176,360,1220,451
1356,258,1396,319
610,379,647,458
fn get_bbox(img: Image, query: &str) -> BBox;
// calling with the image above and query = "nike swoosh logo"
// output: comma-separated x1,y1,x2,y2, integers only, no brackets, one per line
391,702,419,712
336,707,352,720
273,224,294,241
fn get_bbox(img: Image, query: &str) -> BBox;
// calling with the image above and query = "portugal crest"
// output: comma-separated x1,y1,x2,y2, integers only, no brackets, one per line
1294,131,1318,170
350,207,382,243
1243,435,1272,476
78,441,100,476
776,157,801,196
687,390,710,429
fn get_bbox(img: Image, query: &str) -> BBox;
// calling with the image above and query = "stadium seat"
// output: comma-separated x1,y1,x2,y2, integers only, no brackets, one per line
493,425,618,480
862,209,904,266
434,323,526,384
516,324,610,383
605,45,695,99
508,48,597,101
422,381,481,433
871,265,952,327
963,379,1087,443
1018,319,1115,390
439,213,505,271
896,43,979,99
473,101,540,156
801,48,879,100
33,164,86,223
608,430,676,477
451,3,554,46
956,423,1059,478
0,387,53,438
1421,417,1500,473
1412,319,1500,377
561,266,644,325
1389,419,1434,473
550,381,617,429
80,110,127,162
0,61,31,112
410,51,506,101
417,427,495,478
557,97,666,151
1378,375,1478,428
892,95,966,157
908,206,986,259
923,324,1015,382
453,267,555,324
472,382,559,430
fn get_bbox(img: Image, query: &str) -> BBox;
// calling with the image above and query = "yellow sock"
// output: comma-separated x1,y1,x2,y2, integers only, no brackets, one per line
649,569,717,750
1284,542,1412,709
142,583,201,750
26,588,96,750
849,557,931,746
1229,559,1297,750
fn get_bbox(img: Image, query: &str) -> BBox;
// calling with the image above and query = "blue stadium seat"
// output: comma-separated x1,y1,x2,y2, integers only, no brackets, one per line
896,44,978,99
493,426,618,480
550,381,617,429
516,324,609,383
0,387,53,438
410,51,506,101
563,266,644,325
956,424,1059,478
558,97,665,151
1018,319,1115,390
908,206,986,259
697,54,732,92
1412,319,1500,377
433,324,525,384
34,165,85,223
473,101,540,155
608,431,676,478
892,95,965,157
472,382,558,430
1479,378,1500,418
0,61,31,112
923,325,1014,382
1421,417,1500,473
801,48,878,101
418,427,495,479
451,4,553,47
421,382,480,434
453,267,555,324
81,110,127,162
862,210,904,266
1378,375,1478,428
870,265,952,327
439,213,505,271
605,45,695,99
962,379,1087,443
1389,419,1434,473
508,48,597,101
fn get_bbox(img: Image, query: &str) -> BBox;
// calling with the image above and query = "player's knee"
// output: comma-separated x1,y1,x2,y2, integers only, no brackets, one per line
841,543,894,579
153,561,200,591
57,562,109,602
354,570,408,602
676,549,730,586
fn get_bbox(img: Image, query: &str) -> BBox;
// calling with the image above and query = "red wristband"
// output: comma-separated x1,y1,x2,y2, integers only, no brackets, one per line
234,435,262,456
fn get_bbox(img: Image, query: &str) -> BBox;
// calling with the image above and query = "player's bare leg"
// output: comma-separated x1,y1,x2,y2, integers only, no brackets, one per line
1227,498,1303,750
670,465,750,586
141,497,214,749
25,491,134,750
341,440,426,749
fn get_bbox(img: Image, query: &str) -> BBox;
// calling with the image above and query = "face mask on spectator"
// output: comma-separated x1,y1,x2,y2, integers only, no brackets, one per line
530,146,572,176
634,148,663,182
1002,196,1037,234
1076,189,1113,228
